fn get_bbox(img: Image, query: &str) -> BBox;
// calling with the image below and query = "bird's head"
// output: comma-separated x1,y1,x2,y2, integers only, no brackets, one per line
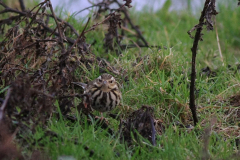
94,73,118,92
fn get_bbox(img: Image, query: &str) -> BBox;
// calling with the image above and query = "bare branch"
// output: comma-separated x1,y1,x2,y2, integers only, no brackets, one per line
188,0,218,126
18,0,26,11
47,0,65,51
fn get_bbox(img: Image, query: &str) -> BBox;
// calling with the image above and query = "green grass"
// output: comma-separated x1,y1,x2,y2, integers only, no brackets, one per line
29,114,237,160
4,0,240,159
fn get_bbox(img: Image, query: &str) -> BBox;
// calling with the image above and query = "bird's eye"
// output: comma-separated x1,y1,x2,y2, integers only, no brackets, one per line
109,80,113,83
98,79,102,82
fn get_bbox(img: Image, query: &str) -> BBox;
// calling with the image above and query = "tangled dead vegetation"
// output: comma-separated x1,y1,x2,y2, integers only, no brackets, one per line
121,105,164,146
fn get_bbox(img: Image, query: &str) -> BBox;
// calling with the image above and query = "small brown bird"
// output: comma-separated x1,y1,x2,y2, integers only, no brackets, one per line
73,73,122,113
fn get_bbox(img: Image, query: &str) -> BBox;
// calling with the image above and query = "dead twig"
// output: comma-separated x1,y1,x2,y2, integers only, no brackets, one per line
201,117,217,160
18,0,26,11
73,2,111,17
66,18,90,54
47,0,65,51
188,0,218,126
214,17,224,66
114,0,148,47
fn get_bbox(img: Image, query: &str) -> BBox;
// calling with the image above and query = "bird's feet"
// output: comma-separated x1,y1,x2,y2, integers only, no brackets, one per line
95,113,108,124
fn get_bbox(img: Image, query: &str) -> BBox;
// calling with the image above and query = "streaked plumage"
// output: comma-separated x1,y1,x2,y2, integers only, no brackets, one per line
73,73,122,112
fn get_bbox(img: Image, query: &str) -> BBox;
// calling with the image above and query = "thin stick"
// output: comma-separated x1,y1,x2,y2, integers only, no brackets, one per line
148,112,156,146
67,18,91,53
114,0,149,47
43,13,79,37
47,0,65,50
18,0,26,11
73,2,109,17
215,17,224,66
189,0,212,126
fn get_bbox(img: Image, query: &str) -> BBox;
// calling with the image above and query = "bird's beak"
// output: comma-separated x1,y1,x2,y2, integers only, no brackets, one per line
103,80,107,85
